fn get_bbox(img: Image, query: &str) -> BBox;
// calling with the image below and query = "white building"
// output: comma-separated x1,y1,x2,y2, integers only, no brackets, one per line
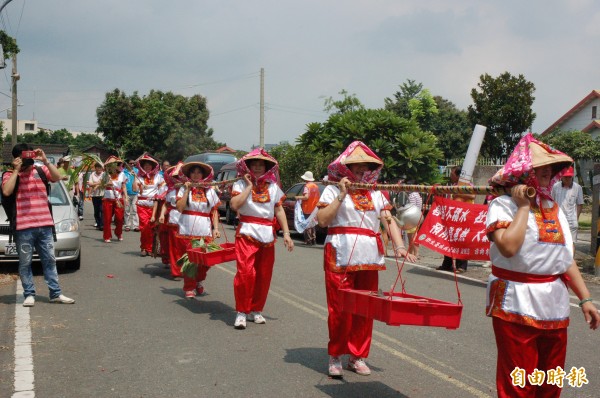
0,117,38,136
541,90,600,138
541,89,600,189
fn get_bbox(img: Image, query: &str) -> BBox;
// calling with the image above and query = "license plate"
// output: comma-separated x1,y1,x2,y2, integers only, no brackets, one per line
4,243,18,256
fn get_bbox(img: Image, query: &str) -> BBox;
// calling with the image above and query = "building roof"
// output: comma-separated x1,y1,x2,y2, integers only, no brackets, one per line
215,146,236,153
2,143,69,165
541,90,600,136
582,120,600,133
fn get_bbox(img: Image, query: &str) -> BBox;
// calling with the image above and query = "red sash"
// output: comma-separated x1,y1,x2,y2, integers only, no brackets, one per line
239,215,274,226
182,210,210,217
327,226,384,255
492,265,569,284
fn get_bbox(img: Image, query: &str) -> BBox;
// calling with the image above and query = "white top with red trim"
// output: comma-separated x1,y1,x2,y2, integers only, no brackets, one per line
136,173,164,207
485,195,573,329
232,180,284,244
103,172,127,200
176,186,220,237
318,185,390,268
2,166,54,230
165,189,180,226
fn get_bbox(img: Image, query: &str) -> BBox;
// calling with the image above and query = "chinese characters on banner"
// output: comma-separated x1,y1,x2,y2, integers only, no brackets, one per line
417,196,490,261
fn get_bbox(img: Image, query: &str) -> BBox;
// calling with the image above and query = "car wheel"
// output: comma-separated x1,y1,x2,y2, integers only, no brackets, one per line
65,251,81,271
225,205,235,225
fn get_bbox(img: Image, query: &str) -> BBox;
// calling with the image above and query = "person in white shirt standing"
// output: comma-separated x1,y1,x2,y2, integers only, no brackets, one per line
551,166,584,246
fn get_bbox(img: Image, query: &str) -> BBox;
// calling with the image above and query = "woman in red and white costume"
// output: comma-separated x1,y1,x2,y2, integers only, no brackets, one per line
230,149,294,330
102,156,128,243
316,141,416,377
176,161,221,299
133,154,164,257
486,134,599,397
158,162,185,279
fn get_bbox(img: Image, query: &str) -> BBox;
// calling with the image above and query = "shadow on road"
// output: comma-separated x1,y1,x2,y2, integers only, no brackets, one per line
159,286,236,326
316,381,409,398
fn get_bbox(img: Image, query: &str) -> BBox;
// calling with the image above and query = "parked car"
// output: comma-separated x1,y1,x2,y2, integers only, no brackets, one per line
214,161,238,224
281,182,327,239
184,152,237,174
0,180,81,270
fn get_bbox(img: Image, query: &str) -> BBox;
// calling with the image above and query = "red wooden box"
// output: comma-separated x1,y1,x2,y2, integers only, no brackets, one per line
187,243,236,267
339,288,463,329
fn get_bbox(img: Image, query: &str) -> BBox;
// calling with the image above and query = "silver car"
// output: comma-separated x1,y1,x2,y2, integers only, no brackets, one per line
0,180,81,270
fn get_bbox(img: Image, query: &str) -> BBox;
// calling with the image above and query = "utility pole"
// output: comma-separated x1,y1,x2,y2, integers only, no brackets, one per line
11,53,18,146
259,67,264,148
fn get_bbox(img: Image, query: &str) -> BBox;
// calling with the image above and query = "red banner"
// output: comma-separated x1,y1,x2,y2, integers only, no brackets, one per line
416,197,490,261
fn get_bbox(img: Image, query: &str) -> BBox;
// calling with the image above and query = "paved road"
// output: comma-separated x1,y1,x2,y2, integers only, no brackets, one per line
1,208,599,397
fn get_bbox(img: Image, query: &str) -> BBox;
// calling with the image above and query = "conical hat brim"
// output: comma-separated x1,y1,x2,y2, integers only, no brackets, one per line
181,161,213,177
530,142,572,169
343,146,383,166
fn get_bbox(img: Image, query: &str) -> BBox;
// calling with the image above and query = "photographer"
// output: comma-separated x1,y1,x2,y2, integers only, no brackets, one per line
2,144,75,307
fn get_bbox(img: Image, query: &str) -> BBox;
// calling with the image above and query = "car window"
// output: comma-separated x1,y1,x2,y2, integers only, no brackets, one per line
49,182,69,206
284,184,304,199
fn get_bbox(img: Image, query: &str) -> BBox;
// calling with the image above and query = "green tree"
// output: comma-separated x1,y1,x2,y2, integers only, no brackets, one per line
96,89,222,162
72,133,104,151
0,30,19,59
540,130,600,162
323,89,365,114
298,105,443,184
384,79,423,120
269,143,330,190
430,96,471,160
468,72,536,158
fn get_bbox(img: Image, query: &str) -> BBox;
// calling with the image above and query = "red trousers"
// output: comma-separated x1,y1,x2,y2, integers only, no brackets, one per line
493,317,567,398
159,223,169,264
179,236,211,291
324,267,378,358
166,225,182,278
137,204,154,252
102,199,124,241
233,236,275,313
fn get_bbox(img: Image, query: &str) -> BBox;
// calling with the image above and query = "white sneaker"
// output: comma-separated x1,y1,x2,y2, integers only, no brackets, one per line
23,296,35,307
328,356,343,377
247,311,266,324
234,312,247,329
50,294,75,304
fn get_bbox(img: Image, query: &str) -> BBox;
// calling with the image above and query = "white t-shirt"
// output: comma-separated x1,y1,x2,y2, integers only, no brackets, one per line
88,171,105,197
232,180,284,244
165,188,180,226
176,186,220,237
103,172,127,200
318,185,390,269
485,195,573,329
551,181,584,227
137,174,165,207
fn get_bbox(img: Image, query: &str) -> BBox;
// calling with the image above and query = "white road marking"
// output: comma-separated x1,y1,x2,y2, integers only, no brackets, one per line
13,283,35,397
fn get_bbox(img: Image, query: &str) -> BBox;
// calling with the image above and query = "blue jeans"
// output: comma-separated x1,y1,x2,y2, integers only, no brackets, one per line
15,227,62,299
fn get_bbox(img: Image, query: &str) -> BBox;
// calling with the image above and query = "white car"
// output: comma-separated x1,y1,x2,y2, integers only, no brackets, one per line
0,180,81,270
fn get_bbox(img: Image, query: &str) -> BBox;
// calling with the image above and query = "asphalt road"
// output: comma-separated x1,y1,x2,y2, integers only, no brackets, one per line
1,207,600,397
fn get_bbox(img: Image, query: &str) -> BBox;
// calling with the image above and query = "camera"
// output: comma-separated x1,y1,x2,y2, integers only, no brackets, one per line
21,150,36,159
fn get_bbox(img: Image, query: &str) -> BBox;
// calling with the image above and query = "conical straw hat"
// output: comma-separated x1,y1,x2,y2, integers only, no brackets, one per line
343,146,383,166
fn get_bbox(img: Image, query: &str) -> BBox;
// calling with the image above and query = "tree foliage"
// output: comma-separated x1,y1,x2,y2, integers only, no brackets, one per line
430,96,471,160
4,127,103,152
468,72,536,158
539,130,600,161
297,92,443,184
269,143,330,190
96,89,223,162
0,30,19,59
385,80,471,161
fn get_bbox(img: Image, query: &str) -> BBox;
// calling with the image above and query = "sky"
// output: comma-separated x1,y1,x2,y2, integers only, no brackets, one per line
0,0,598,152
